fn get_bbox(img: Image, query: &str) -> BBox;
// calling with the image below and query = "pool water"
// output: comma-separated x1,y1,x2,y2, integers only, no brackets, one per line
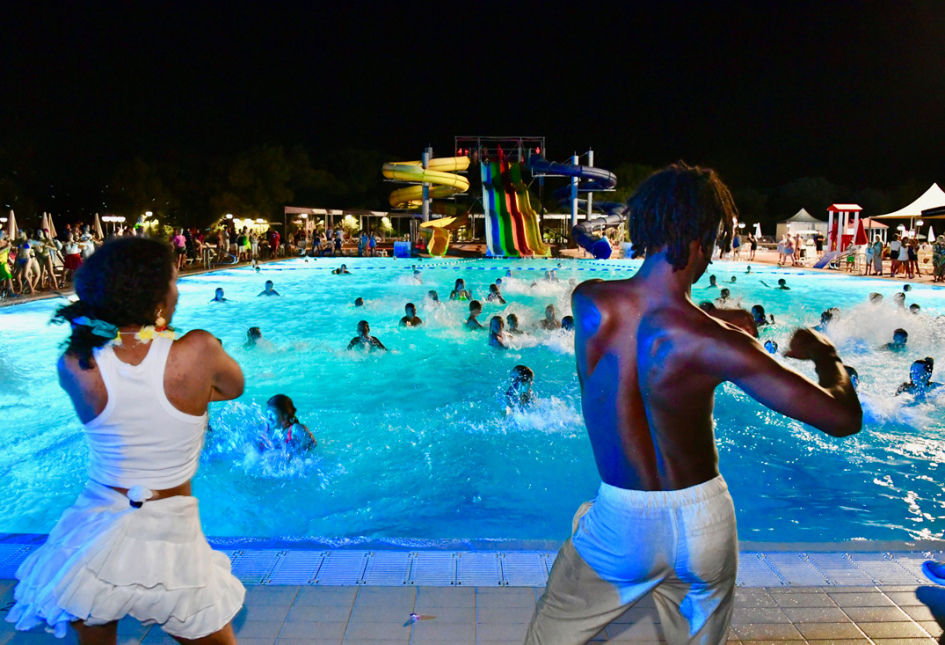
2,258,945,544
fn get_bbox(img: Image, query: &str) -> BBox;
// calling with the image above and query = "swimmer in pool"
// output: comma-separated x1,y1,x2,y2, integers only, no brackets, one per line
715,288,732,306
466,300,484,330
730,276,736,283
257,280,280,297
910,303,921,315
244,327,262,348
745,266,751,274
354,297,364,307
496,278,503,287
347,320,387,351
487,283,507,304
893,292,906,310
210,287,228,303
751,305,774,326
263,394,317,451
426,290,439,303
450,278,471,301
399,303,423,327
904,284,913,292
489,316,510,349
538,304,560,330
816,308,840,332
332,264,350,275
707,275,717,288
505,270,513,278
412,268,422,284
506,313,524,335
760,278,790,290
506,365,534,408
561,315,574,331
896,357,942,397
764,340,778,354
885,328,909,351
869,292,883,305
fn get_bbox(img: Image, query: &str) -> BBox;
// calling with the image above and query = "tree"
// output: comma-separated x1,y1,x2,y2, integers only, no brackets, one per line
105,157,179,226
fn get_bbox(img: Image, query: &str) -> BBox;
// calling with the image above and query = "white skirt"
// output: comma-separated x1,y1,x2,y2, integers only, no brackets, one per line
6,482,245,639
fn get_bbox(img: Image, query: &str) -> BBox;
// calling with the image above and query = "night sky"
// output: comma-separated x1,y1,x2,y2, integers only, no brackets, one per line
3,1,944,204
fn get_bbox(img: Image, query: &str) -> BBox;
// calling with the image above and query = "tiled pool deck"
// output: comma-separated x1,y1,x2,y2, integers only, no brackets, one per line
3,544,945,644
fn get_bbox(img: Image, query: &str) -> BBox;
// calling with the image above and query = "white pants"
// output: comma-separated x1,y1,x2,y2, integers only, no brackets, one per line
527,476,738,644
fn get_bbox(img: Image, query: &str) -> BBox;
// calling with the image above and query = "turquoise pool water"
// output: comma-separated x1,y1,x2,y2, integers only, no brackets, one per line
2,258,945,544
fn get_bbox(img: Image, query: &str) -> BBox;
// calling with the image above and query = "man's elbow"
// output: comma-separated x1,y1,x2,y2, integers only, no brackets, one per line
825,407,863,438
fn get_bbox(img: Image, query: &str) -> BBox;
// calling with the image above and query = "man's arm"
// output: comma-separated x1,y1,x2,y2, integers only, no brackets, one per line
371,336,387,350
346,337,359,350
708,327,861,437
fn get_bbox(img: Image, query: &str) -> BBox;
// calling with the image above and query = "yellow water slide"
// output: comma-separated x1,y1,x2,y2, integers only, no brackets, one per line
419,215,468,257
382,157,471,209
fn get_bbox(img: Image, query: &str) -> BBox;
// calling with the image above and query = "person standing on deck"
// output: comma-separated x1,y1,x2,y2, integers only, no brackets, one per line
525,162,862,645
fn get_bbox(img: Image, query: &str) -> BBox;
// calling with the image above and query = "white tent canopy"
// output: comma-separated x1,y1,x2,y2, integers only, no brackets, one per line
874,183,945,219
780,208,824,224
777,208,827,240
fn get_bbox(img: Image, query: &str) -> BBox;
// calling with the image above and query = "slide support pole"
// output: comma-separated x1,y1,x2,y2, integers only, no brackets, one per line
421,146,431,223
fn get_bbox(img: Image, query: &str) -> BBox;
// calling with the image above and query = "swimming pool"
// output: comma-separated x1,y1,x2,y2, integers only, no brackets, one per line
2,258,944,544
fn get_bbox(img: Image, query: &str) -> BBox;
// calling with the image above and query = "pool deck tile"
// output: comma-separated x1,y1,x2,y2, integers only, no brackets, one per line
4,580,945,643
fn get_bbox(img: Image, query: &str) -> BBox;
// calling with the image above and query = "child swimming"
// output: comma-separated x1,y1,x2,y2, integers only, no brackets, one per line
399,303,423,327
466,301,484,330
262,394,317,452
506,365,534,408
489,316,510,350
896,358,941,397
347,321,387,351
257,280,280,297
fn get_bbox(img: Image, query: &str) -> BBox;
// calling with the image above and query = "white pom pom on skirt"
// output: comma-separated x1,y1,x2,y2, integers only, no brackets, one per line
5,482,245,639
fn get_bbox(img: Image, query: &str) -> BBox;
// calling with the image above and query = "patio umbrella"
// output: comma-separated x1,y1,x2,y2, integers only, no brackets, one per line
93,213,104,239
46,212,58,239
5,209,16,240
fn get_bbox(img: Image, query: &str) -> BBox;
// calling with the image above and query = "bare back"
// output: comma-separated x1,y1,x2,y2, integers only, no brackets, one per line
574,262,861,492
574,279,732,491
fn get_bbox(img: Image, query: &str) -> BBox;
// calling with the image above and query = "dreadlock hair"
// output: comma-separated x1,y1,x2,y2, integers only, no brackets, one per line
627,161,737,271
53,237,174,370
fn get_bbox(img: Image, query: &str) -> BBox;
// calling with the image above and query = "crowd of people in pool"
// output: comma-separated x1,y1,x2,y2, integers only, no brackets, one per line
207,265,580,445
699,271,944,399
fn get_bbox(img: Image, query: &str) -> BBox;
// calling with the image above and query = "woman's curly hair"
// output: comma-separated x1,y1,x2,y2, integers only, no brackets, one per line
628,161,737,270
53,237,174,369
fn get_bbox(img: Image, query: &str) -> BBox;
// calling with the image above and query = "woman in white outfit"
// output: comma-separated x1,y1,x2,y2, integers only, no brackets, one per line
6,237,245,645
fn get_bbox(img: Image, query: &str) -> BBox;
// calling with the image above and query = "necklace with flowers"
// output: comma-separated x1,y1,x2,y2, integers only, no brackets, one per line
113,312,178,347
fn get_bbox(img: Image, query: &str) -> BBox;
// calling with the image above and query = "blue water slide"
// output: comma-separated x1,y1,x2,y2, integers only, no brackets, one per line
526,156,625,259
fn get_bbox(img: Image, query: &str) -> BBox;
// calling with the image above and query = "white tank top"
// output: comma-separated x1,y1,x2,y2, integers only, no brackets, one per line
84,335,208,489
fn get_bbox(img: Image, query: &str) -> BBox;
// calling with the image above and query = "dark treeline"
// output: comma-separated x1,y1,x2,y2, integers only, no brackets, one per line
0,143,930,235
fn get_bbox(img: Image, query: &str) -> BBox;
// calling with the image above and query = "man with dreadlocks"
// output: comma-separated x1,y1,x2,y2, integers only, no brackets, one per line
525,162,861,645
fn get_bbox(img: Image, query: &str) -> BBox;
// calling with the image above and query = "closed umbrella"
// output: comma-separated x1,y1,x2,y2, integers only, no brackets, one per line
46,212,58,239
854,219,868,246
754,222,762,238
929,224,936,242
5,209,16,240
94,213,104,239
